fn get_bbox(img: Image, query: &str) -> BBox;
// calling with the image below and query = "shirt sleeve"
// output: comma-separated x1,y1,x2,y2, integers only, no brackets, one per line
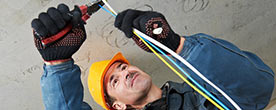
175,33,274,109
40,59,91,110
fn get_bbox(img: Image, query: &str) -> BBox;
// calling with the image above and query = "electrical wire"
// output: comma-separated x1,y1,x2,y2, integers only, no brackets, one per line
98,4,116,17
101,0,117,15
97,1,241,110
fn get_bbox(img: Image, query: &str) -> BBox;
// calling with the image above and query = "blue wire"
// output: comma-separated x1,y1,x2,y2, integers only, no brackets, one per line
98,4,229,110
98,4,116,17
137,34,229,110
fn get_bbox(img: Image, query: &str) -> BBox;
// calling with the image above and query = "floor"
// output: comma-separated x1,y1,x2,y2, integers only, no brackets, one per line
0,0,275,109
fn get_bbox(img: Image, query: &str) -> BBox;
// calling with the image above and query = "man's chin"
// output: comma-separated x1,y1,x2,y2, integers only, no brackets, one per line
133,78,152,93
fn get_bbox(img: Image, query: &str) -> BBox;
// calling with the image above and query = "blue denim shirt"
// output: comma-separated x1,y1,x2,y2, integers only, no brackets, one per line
176,33,274,109
41,33,274,110
41,60,92,110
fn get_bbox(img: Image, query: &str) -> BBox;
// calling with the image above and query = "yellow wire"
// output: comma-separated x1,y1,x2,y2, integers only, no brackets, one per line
133,31,224,110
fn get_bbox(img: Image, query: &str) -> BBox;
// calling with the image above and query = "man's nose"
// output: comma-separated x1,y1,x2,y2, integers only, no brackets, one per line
121,70,129,80
119,70,130,83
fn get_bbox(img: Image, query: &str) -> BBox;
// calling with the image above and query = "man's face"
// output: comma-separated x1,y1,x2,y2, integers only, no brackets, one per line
104,62,152,105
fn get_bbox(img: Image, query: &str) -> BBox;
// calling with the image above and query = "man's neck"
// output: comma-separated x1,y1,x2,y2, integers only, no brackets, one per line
132,84,162,109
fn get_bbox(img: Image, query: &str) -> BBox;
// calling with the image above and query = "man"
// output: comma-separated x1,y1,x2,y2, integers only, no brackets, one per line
31,4,274,110
89,9,275,110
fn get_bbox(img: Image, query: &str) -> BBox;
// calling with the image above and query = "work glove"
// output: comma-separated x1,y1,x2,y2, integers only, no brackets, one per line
114,9,180,53
31,4,86,62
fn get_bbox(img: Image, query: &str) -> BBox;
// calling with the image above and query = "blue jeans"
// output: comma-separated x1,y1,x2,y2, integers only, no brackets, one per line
176,33,274,109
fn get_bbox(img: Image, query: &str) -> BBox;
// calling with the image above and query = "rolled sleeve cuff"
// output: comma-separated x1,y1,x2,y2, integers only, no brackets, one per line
43,59,75,73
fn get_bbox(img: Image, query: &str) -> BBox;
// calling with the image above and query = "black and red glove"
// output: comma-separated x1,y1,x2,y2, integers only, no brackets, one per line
31,4,86,62
114,9,180,53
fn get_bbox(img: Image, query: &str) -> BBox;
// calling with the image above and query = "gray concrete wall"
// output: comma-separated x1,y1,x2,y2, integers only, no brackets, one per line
0,0,275,109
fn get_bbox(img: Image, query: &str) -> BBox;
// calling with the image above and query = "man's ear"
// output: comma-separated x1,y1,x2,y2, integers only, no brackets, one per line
112,101,127,110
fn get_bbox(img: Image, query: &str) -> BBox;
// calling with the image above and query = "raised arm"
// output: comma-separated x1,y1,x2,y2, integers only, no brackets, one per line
31,4,91,110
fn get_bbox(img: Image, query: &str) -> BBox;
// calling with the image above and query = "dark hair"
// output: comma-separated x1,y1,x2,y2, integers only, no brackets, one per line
105,93,138,110
104,92,116,108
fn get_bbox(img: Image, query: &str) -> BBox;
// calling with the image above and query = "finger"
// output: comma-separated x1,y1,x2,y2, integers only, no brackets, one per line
114,9,128,28
71,6,82,27
47,7,66,30
39,12,59,35
121,9,143,38
133,14,144,30
31,18,48,37
57,3,71,22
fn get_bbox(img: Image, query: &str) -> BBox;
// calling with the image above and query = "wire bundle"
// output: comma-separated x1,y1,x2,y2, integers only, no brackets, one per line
96,0,242,109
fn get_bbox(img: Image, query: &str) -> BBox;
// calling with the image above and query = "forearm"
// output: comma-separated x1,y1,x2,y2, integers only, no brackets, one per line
41,59,85,110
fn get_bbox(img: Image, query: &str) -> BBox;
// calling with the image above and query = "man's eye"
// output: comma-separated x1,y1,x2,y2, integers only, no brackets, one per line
122,65,127,70
113,79,118,87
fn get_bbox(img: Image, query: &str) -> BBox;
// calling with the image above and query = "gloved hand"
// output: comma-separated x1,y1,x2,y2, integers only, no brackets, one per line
114,9,180,52
31,4,86,63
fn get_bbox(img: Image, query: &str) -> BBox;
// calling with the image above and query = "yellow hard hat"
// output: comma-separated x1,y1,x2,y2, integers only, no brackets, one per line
88,52,129,110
